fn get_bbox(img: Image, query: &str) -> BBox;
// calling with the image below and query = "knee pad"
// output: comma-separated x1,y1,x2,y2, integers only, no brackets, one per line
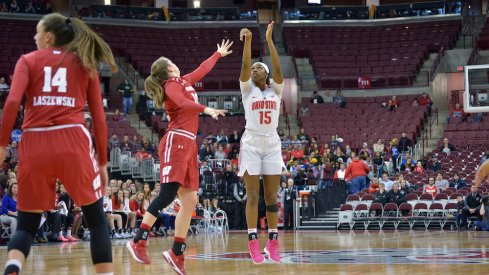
81,198,107,228
147,182,180,216
266,204,278,212
8,211,42,257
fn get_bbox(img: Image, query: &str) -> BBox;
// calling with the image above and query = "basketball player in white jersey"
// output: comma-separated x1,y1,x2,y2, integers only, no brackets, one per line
239,21,285,264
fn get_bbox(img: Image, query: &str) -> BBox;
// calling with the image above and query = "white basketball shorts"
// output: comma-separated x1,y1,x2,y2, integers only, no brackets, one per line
238,130,286,177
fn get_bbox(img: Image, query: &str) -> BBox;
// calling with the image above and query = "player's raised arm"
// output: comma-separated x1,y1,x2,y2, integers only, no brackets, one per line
240,28,252,82
266,21,283,85
183,39,233,85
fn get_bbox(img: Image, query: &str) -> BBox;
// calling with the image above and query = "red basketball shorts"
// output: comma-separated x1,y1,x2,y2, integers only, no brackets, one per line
17,124,102,211
158,129,199,191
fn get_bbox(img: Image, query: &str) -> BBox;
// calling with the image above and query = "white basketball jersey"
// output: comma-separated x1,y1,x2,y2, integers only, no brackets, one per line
240,79,284,134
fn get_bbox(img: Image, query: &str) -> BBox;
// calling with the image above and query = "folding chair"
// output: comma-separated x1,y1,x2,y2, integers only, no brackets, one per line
337,204,354,229
382,203,400,229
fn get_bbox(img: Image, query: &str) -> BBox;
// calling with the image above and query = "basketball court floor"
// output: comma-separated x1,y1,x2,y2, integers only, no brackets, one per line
1,230,488,274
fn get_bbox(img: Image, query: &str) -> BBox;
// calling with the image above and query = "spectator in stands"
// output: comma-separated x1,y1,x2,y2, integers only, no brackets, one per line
398,133,411,154
210,198,220,213
333,162,346,183
141,136,154,153
345,154,370,194
389,138,400,172
418,92,433,115
411,99,419,107
399,179,411,194
0,182,17,234
6,141,18,164
293,165,308,190
129,191,145,220
474,197,489,231
373,183,388,205
297,128,310,144
223,143,232,158
214,145,227,160
414,161,424,173
0,77,9,90
299,105,309,116
449,103,466,123
0,2,7,12
290,135,301,148
460,185,482,230
9,0,19,13
440,138,456,155
310,90,324,104
109,134,120,150
400,155,415,171
202,198,211,213
388,182,406,205
372,151,385,177
118,79,134,115
233,179,247,230
103,187,123,239
130,135,141,151
373,139,384,154
388,95,399,111
223,164,238,194
25,1,35,14
228,130,241,143
215,129,229,144
429,156,441,172
228,145,239,161
319,159,334,189
291,144,304,161
434,172,449,191
480,150,489,164
368,177,381,194
57,184,80,241
450,173,466,189
120,135,133,152
359,143,372,158
381,173,394,191
282,178,295,230
333,89,346,108
423,177,439,199
135,147,151,159
112,109,124,121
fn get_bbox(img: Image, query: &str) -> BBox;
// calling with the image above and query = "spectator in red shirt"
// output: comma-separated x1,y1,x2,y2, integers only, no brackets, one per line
129,192,145,219
418,92,433,115
345,155,370,194
388,95,399,111
290,144,304,161
368,177,381,194
414,161,424,173
450,103,466,123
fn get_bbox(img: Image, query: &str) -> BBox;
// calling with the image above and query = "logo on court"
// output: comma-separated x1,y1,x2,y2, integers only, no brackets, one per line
188,249,489,264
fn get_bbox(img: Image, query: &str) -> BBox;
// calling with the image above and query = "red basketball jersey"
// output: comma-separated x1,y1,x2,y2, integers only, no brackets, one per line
0,47,107,165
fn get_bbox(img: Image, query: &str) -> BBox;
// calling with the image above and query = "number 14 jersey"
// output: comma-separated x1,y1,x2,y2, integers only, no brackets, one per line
240,79,284,135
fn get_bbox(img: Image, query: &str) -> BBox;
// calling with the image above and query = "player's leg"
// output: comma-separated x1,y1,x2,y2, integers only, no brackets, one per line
162,187,197,275
243,171,265,264
4,211,42,275
127,182,180,264
263,174,281,263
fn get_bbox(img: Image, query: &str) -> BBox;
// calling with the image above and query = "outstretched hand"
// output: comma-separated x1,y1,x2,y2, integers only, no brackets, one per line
204,107,228,120
266,21,274,41
217,39,233,57
240,28,252,42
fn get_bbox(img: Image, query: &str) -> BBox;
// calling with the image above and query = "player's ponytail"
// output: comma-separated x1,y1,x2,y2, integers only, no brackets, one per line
144,57,170,109
41,13,117,75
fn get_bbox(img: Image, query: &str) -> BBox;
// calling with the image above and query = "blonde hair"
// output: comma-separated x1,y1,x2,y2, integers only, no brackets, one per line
41,13,117,75
145,57,171,108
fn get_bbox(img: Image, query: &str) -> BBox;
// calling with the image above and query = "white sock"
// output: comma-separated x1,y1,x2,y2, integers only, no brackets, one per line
268,228,278,233
59,231,64,237
67,229,72,236
248,228,257,234
5,259,22,270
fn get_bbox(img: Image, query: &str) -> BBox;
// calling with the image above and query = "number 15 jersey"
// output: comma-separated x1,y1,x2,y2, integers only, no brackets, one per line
240,79,284,134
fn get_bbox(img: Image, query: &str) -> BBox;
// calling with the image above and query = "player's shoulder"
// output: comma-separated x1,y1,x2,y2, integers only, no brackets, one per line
164,77,188,88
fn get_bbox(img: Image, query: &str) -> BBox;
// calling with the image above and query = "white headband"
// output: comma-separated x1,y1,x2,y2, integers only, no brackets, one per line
252,62,269,74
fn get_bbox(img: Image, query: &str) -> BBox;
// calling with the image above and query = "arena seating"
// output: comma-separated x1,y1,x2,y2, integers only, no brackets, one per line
0,20,36,77
92,25,261,91
283,20,461,89
299,94,426,150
